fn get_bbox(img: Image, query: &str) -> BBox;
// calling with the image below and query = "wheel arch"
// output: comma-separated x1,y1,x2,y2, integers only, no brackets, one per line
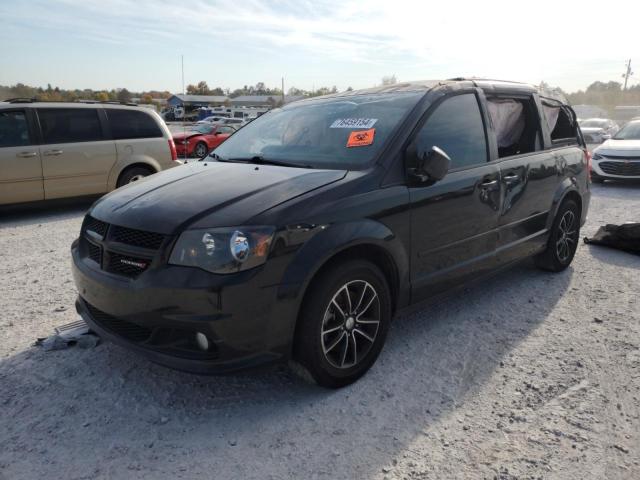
109,161,159,190
546,179,583,230
277,219,410,355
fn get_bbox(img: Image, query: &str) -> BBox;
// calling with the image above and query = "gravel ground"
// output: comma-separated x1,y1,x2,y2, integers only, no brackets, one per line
1,184,639,480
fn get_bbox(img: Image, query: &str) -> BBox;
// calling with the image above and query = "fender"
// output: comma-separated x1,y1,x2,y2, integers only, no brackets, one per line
107,155,162,190
545,176,582,230
272,218,410,346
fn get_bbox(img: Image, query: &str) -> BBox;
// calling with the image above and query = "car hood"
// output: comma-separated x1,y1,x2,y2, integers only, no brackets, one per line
580,127,605,134
90,162,347,234
173,131,203,141
595,139,640,157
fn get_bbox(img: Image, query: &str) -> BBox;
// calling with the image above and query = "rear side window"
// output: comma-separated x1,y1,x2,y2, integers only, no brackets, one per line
544,103,579,145
415,93,488,170
38,108,103,144
0,110,31,147
487,97,542,158
106,109,163,140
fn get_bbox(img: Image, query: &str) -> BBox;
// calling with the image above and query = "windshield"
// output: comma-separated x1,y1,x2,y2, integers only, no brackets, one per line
193,125,215,134
613,122,640,140
210,92,423,169
580,120,608,128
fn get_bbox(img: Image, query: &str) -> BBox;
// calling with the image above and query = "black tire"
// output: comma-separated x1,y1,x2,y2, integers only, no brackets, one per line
116,166,154,188
292,260,392,388
194,142,208,158
535,199,580,272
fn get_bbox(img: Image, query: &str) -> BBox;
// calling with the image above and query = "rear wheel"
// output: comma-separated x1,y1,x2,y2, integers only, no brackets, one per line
535,199,580,272
194,141,208,158
292,260,392,388
116,166,154,188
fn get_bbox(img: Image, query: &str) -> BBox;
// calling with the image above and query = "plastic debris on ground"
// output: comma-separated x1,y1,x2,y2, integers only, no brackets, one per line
35,319,101,351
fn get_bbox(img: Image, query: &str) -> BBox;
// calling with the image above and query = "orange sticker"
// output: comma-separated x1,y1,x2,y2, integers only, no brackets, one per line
347,128,375,147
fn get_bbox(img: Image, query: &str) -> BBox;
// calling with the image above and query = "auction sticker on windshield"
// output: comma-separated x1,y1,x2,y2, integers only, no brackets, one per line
331,118,378,129
347,129,375,148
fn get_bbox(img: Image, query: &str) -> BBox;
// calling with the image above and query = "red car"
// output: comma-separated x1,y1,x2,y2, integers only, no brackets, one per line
173,124,236,159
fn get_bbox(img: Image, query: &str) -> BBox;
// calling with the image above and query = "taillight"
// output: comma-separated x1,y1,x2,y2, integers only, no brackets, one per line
168,139,178,161
584,149,592,182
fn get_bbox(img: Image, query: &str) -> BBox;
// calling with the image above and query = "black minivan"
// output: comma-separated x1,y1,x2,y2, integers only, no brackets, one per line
72,79,590,388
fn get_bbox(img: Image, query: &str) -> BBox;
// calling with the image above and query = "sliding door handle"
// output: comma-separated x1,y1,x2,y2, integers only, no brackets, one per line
16,151,38,158
43,149,64,156
480,179,498,188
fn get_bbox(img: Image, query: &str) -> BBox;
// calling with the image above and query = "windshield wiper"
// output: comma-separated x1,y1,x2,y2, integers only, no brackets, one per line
227,156,312,169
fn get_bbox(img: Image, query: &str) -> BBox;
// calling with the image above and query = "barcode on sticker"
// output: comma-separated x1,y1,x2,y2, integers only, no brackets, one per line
330,118,378,129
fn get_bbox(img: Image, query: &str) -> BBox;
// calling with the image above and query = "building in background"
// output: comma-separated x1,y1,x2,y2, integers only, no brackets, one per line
167,94,229,108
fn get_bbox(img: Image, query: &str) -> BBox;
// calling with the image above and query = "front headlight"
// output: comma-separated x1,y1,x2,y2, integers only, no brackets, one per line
592,153,603,160
169,226,275,274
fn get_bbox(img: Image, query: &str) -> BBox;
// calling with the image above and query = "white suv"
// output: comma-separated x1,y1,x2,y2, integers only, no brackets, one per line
0,100,180,205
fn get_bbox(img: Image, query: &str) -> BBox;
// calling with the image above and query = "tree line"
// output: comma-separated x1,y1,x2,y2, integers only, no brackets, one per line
0,81,347,103
3,79,639,114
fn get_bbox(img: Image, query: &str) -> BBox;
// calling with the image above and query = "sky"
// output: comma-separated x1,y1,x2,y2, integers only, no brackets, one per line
0,0,638,94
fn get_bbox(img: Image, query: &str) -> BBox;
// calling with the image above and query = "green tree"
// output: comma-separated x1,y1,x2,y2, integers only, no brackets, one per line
117,88,131,103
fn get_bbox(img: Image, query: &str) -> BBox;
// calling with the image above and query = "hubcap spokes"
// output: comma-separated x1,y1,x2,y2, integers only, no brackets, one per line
321,280,380,369
129,174,145,183
556,210,577,262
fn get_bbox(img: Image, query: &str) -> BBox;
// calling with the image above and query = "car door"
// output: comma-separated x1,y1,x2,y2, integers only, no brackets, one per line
409,91,502,301
37,107,116,199
211,126,234,148
492,94,560,263
0,108,44,205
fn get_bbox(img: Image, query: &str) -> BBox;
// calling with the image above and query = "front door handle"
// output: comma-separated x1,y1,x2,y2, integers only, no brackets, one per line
43,149,63,156
16,151,38,158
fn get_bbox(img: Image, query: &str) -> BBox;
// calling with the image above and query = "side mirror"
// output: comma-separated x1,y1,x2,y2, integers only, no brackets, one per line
408,146,451,183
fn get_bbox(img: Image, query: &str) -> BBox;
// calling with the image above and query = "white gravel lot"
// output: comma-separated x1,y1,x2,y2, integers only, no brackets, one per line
1,184,639,480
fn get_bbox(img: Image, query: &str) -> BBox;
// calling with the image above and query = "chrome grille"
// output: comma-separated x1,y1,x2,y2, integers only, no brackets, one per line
599,161,640,176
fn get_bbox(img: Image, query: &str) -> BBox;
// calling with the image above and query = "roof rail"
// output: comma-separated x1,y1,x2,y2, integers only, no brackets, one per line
4,98,36,103
75,100,139,106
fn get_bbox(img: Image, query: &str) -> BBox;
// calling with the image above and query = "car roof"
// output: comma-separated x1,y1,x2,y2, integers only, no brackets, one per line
0,101,154,111
294,78,565,105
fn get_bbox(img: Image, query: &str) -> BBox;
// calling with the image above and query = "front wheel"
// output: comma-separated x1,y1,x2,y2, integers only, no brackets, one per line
193,142,208,158
535,199,580,272
292,260,392,388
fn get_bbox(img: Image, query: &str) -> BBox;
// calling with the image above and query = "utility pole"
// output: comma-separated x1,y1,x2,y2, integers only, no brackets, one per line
282,77,285,105
623,59,633,91
181,55,185,95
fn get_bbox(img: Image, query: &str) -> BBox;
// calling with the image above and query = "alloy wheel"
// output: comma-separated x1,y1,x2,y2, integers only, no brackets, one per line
321,280,380,369
195,143,207,158
556,210,577,262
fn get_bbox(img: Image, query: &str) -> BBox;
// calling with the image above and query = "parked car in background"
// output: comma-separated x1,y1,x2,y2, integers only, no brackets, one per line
196,115,230,125
0,100,179,206
578,118,619,143
591,120,640,183
72,79,590,388
173,124,236,158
